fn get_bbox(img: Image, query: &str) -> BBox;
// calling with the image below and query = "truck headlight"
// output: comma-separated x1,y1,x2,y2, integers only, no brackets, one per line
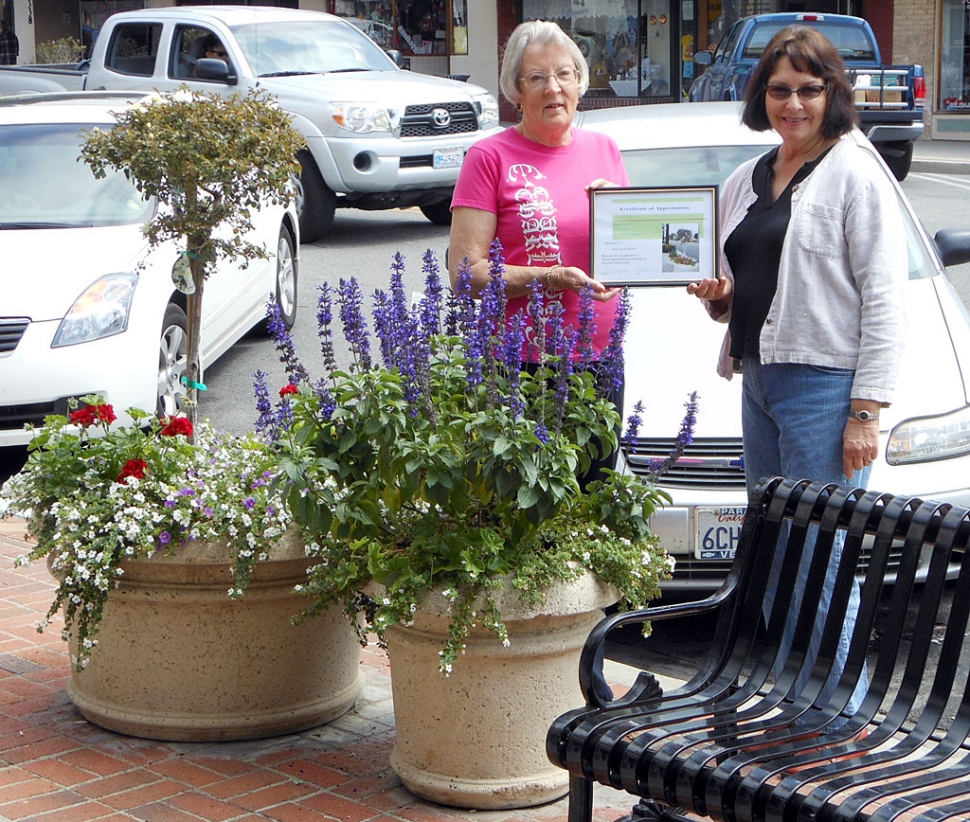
329,103,392,134
886,404,970,464
52,273,137,348
473,94,499,128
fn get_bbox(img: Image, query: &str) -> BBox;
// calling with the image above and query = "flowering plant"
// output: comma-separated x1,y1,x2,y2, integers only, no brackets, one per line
255,245,697,673
0,397,290,669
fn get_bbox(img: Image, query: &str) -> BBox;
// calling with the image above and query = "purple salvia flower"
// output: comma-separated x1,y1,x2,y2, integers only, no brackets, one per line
595,287,631,399
252,370,278,441
503,311,526,419
525,277,545,364
372,290,396,368
575,284,596,370
266,295,310,385
535,422,550,445
648,391,700,480
420,249,443,338
314,380,337,421
316,283,338,378
552,329,576,437
338,278,372,371
622,400,645,451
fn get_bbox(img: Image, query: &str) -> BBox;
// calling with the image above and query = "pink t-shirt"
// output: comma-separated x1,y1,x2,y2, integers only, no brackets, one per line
452,126,629,357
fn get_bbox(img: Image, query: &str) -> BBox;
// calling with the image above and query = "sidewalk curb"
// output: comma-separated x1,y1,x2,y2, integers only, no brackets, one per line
911,159,970,176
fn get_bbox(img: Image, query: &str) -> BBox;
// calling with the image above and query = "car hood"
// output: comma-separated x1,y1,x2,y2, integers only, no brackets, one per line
259,70,490,105
2,225,149,321
622,275,967,440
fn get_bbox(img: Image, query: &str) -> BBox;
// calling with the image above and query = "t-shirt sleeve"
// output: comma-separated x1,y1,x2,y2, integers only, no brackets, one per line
452,143,501,214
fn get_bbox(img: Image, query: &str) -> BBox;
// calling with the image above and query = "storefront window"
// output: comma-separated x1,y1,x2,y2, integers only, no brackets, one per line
522,0,685,100
334,0,466,57
941,0,970,112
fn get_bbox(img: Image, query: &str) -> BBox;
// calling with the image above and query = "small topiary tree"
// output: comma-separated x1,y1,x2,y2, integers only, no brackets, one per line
81,87,306,432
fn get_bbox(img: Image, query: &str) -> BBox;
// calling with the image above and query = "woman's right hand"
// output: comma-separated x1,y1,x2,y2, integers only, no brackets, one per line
687,276,732,301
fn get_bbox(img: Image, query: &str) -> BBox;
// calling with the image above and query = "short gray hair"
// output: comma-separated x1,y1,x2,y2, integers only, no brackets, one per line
499,21,589,105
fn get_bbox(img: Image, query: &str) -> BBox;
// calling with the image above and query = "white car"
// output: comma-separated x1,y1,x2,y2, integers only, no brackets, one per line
0,92,299,447
576,101,970,593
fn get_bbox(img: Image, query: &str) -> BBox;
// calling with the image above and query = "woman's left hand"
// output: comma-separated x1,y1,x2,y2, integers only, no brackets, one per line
843,415,881,480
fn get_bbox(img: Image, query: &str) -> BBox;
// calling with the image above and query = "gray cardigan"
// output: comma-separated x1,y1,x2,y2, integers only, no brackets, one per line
708,130,908,405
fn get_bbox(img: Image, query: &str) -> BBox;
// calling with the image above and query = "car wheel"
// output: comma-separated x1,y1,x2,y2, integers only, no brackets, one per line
296,149,336,243
157,303,188,418
879,141,914,182
271,225,298,331
420,199,453,226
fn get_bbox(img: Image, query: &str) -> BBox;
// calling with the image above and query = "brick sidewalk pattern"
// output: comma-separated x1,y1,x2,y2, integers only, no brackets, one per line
0,517,637,822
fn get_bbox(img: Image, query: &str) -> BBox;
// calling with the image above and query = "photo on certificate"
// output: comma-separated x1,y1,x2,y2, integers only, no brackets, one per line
590,186,719,286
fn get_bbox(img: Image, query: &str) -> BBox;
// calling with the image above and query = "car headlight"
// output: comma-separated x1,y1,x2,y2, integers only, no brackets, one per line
329,102,392,134
473,94,499,128
886,404,970,464
52,273,137,348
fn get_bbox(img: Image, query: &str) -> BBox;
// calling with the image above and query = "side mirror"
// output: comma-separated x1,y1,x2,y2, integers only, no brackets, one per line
194,57,237,85
694,50,713,67
934,229,970,268
387,49,406,69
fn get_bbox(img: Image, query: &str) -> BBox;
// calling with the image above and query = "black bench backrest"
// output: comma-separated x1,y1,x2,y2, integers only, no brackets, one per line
549,477,970,822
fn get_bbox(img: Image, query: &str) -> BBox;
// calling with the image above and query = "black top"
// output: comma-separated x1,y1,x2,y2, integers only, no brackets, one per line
725,147,829,361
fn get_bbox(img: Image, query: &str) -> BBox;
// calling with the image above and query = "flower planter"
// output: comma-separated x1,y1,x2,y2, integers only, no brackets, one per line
385,571,620,810
64,531,363,741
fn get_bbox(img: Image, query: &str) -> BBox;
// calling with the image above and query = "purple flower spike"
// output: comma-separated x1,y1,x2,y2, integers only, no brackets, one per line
266,295,310,385
316,283,338,377
575,284,596,370
648,391,700,480
596,287,631,399
338,278,372,371
253,370,278,441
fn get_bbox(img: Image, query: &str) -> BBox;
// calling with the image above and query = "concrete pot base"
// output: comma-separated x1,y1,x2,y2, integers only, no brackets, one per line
65,532,363,741
385,571,620,809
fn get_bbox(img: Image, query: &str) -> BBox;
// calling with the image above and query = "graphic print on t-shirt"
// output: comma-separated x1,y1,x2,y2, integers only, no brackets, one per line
508,163,561,267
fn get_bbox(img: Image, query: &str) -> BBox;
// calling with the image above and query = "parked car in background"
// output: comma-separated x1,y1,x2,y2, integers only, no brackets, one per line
688,13,925,180
575,101,970,593
0,92,299,448
0,7,502,242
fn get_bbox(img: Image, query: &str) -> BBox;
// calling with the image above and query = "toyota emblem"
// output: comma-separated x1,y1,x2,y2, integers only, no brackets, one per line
432,107,452,128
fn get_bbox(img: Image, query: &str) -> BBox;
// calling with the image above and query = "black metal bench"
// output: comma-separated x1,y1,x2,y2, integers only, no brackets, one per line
547,477,970,822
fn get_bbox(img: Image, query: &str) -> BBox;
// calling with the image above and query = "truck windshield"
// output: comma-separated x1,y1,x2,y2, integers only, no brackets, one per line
231,20,397,77
0,124,154,229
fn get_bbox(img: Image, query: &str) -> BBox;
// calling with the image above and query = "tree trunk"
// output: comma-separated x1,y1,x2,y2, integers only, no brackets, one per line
185,240,206,436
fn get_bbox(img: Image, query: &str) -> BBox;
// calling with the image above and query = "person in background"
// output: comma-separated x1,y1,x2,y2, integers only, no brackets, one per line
0,21,19,66
688,25,907,730
201,34,228,63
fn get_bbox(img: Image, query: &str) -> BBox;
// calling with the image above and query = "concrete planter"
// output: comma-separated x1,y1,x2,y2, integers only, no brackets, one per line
385,571,620,810
64,530,363,741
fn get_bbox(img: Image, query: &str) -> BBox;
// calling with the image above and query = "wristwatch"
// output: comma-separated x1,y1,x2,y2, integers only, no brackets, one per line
849,409,879,423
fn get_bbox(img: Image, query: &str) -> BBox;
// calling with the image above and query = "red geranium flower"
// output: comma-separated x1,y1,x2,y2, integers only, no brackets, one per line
161,416,193,437
279,383,299,397
69,403,116,428
117,458,148,484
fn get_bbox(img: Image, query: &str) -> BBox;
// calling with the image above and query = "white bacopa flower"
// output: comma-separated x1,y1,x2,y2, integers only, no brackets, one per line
171,88,193,104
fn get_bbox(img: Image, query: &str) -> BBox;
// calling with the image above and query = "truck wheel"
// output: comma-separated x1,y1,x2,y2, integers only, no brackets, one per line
296,150,336,243
420,200,453,226
879,141,914,182
158,303,188,418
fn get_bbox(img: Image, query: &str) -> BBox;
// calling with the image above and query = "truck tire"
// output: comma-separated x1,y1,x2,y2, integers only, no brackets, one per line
879,141,914,182
296,150,336,243
420,199,453,226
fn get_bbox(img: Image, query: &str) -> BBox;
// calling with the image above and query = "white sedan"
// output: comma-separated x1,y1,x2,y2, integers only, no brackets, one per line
577,101,970,593
0,92,299,447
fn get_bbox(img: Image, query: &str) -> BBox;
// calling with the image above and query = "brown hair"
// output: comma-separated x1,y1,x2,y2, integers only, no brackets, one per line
742,25,858,138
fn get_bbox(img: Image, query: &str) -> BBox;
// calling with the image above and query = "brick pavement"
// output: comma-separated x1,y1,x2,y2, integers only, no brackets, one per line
0,517,641,822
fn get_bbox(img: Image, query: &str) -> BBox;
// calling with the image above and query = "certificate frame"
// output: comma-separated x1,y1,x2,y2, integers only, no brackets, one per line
590,185,719,287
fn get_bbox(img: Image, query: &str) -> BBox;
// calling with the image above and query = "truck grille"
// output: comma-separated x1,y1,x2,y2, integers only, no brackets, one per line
400,102,479,138
625,437,747,491
0,318,29,353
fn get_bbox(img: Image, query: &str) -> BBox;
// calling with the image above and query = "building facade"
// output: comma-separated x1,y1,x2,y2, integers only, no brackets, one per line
0,0,966,139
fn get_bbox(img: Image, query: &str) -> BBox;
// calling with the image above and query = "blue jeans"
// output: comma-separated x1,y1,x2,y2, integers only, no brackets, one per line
741,358,869,727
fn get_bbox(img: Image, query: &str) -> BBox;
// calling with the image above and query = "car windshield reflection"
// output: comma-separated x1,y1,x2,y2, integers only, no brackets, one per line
0,124,154,228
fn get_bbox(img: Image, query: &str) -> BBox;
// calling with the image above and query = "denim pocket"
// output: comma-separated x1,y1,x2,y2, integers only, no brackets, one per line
807,364,854,377
796,202,844,258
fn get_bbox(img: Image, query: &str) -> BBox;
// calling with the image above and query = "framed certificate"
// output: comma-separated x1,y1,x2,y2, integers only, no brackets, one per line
590,185,719,286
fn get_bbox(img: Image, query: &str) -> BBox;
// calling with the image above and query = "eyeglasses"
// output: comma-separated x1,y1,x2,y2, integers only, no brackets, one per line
519,68,579,90
208,50,227,57
765,83,827,101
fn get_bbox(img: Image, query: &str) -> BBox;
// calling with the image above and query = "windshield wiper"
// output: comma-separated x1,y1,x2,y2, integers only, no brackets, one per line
258,70,321,78
326,68,371,74
0,222,83,229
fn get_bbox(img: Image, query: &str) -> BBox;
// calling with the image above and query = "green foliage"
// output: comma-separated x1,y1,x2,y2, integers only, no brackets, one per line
34,37,85,64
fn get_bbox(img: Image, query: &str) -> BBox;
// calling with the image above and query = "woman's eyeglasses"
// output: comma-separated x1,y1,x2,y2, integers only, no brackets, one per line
765,83,827,101
519,68,579,90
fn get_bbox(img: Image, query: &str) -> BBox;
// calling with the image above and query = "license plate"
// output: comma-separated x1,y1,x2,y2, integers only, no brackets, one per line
695,507,746,560
433,146,464,169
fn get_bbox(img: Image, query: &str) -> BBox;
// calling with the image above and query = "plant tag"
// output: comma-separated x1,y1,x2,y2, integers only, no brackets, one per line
172,251,196,295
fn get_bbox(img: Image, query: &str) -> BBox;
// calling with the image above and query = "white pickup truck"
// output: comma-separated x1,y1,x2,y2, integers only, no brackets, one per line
0,6,501,241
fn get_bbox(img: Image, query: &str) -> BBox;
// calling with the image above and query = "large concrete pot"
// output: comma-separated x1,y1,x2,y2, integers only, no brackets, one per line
385,571,620,810
64,530,362,741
